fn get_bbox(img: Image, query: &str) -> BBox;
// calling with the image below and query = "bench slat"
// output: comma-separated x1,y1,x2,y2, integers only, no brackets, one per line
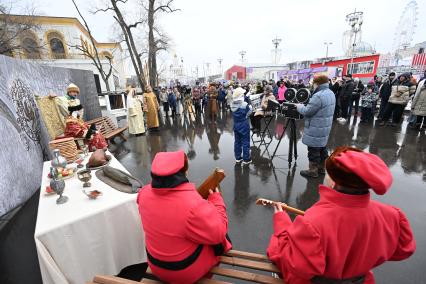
104,128,127,140
219,256,280,273
225,250,270,262
92,275,142,284
141,279,162,284
145,268,231,284
210,267,283,284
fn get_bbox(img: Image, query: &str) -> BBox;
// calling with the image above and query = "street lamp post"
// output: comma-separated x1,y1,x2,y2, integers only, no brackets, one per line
205,62,210,81
217,58,223,75
346,9,363,75
239,50,246,64
324,42,333,61
272,36,282,64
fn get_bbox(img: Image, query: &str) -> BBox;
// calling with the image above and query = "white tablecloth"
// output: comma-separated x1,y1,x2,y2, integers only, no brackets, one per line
34,152,146,284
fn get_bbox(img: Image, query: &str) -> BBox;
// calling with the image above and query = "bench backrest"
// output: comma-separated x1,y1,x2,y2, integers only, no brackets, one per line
88,117,118,136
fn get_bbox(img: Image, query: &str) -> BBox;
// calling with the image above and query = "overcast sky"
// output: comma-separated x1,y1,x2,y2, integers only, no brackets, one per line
15,0,426,74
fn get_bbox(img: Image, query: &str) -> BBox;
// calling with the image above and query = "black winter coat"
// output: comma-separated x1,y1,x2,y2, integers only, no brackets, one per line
339,79,355,101
379,80,393,101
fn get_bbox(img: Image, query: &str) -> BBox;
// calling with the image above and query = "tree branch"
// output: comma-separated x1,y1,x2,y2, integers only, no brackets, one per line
154,0,180,14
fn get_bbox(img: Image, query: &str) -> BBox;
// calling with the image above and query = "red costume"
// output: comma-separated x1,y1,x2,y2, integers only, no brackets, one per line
63,116,107,151
267,147,416,284
137,151,232,284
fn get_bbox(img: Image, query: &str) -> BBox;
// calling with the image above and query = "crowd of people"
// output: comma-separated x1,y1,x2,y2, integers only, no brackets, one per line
123,69,426,177
331,70,426,129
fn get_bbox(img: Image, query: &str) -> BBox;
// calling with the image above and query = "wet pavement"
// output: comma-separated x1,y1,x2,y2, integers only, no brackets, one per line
111,110,426,284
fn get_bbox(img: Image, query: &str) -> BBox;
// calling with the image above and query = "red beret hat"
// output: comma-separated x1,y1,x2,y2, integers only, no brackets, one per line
151,150,188,177
325,147,393,195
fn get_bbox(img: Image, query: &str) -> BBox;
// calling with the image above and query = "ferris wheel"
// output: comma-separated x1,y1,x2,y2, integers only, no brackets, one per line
392,0,418,52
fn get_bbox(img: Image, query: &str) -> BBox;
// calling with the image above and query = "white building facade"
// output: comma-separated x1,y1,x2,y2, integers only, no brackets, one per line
6,15,126,93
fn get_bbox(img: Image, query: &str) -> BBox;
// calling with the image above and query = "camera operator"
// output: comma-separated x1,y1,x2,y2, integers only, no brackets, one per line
296,75,336,178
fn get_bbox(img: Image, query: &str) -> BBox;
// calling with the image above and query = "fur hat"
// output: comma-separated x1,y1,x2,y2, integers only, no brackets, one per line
232,87,245,100
313,75,329,85
67,83,80,94
325,146,393,195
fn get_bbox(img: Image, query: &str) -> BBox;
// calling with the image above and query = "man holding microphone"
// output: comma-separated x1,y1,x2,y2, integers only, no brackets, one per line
296,75,336,178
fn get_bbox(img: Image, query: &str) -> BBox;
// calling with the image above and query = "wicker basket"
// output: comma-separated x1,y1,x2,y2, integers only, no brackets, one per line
49,137,79,163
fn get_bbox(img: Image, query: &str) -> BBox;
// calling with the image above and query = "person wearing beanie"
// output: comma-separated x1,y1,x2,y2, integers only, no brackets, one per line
48,83,107,150
296,75,336,178
379,72,416,126
377,72,396,119
49,83,83,124
267,147,416,284
360,84,377,123
137,151,232,283
231,87,253,165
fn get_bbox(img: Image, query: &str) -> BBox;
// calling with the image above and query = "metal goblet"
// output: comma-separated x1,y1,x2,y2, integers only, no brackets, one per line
50,178,68,204
77,169,92,187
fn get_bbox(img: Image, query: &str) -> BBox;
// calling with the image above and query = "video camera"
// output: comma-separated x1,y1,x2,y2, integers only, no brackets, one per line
267,88,311,120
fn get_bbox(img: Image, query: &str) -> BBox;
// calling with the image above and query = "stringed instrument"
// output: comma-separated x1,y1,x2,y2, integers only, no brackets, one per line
256,198,305,216
197,168,226,199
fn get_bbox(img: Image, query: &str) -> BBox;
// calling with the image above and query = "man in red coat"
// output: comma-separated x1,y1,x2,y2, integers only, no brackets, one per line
267,146,416,284
137,151,232,284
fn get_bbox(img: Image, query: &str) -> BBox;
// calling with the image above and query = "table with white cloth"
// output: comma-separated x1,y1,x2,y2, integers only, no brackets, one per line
34,152,146,284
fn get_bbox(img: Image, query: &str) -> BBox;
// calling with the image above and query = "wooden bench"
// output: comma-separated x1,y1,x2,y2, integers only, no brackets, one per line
86,116,128,143
89,250,283,284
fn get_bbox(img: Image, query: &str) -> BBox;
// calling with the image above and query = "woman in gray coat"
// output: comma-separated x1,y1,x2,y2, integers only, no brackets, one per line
296,75,336,178
411,76,426,129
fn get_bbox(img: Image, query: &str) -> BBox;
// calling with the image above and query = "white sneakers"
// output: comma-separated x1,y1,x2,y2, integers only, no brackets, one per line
236,159,252,165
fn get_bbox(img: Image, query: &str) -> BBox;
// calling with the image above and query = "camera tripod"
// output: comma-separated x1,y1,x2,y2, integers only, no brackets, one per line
269,118,298,167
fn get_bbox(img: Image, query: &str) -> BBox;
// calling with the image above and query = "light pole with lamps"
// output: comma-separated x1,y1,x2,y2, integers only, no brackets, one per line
324,42,333,61
217,58,223,75
346,9,363,75
239,50,246,64
272,36,282,64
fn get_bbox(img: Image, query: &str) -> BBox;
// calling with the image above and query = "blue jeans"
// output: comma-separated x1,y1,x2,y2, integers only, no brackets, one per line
234,130,250,161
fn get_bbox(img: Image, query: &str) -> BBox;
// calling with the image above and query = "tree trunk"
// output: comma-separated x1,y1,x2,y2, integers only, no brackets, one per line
148,0,157,88
110,0,146,90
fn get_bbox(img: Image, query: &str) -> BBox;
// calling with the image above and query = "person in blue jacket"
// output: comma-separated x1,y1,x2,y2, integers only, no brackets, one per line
296,75,336,178
231,87,253,165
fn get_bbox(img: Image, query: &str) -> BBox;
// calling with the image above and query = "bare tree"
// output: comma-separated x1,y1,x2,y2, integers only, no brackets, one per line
0,1,42,56
92,0,147,91
146,0,179,87
70,0,113,92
